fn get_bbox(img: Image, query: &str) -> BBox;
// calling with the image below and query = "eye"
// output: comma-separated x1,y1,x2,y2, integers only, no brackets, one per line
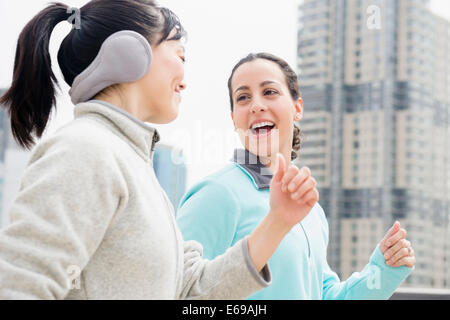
236,94,250,102
264,89,278,95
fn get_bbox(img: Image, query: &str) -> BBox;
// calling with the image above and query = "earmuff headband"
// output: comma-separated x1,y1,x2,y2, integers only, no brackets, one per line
69,30,153,105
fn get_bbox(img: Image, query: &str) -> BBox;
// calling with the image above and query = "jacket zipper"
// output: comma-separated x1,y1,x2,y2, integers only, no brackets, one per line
299,222,311,258
149,141,181,296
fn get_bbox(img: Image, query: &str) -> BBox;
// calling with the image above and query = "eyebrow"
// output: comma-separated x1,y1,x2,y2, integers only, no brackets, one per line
234,81,281,95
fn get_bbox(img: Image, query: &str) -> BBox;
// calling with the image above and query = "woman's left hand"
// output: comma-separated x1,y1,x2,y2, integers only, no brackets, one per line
379,221,416,268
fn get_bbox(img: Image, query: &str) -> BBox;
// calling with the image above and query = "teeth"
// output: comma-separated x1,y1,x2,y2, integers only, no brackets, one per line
251,121,275,130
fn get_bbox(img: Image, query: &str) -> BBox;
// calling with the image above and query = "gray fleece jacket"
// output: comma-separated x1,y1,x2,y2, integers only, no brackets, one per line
0,100,271,299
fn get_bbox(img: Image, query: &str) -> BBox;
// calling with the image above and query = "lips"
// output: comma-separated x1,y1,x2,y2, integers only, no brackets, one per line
248,120,277,138
249,119,276,130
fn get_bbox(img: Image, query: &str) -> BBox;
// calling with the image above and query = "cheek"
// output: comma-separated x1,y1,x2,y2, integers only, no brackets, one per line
148,57,178,90
274,102,295,136
166,55,184,82
233,109,248,129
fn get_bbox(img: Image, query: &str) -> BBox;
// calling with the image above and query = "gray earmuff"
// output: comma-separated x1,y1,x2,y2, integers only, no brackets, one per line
69,30,153,105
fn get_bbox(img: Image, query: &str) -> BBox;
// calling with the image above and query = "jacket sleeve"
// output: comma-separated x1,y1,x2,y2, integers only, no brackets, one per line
319,208,414,300
179,237,271,300
0,134,127,299
176,180,271,299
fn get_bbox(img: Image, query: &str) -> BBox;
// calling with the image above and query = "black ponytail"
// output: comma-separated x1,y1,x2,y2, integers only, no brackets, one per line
0,0,186,149
0,2,69,149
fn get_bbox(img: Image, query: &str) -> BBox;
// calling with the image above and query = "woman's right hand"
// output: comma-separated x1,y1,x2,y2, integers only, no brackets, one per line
269,153,319,230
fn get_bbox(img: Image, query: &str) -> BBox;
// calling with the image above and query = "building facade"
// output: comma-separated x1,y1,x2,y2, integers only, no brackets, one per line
297,0,450,288
153,144,187,210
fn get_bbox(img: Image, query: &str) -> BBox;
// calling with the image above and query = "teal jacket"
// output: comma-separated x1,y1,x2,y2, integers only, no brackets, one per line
176,149,414,299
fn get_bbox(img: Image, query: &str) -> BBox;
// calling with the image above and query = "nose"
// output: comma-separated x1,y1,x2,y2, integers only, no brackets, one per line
250,99,267,113
178,81,187,91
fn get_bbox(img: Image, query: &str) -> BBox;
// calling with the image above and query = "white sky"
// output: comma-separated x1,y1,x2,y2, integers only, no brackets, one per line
0,0,449,187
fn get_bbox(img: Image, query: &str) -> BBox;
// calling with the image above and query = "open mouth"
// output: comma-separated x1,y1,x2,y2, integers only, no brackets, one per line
249,121,276,137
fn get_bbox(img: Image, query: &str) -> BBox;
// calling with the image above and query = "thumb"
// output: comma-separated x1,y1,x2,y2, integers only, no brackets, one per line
273,153,286,182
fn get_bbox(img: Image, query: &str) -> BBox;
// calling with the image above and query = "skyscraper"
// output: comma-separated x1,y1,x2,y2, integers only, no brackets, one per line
297,0,450,288
153,144,187,210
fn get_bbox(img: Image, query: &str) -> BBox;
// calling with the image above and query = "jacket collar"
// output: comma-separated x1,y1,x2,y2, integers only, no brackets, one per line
74,100,160,160
232,149,273,190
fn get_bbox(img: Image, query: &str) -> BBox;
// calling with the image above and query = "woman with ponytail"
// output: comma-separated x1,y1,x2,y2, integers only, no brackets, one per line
176,53,415,299
0,1,321,300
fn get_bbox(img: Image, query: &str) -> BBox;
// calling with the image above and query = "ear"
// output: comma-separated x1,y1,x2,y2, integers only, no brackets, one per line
294,98,303,121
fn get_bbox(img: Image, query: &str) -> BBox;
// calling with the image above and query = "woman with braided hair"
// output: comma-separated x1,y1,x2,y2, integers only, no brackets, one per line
176,52,415,300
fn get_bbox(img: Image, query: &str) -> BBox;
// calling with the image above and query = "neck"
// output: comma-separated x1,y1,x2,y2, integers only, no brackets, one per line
94,87,145,122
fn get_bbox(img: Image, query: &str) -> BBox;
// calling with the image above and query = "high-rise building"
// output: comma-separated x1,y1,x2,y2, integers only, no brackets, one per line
297,0,450,288
153,144,187,210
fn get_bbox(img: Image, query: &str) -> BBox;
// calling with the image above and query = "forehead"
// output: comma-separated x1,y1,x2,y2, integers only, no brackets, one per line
158,27,186,49
157,37,185,53
231,59,285,90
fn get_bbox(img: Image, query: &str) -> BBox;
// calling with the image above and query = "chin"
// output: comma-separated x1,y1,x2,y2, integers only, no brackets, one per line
165,108,179,124
248,141,277,160
153,103,179,124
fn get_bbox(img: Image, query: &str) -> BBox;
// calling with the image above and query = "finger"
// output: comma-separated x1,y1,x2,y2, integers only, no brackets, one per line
281,166,300,192
273,153,286,182
386,246,410,266
286,167,310,192
391,255,416,268
291,177,316,200
298,188,319,206
286,170,309,193
386,228,407,248
290,179,312,201
383,239,411,261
